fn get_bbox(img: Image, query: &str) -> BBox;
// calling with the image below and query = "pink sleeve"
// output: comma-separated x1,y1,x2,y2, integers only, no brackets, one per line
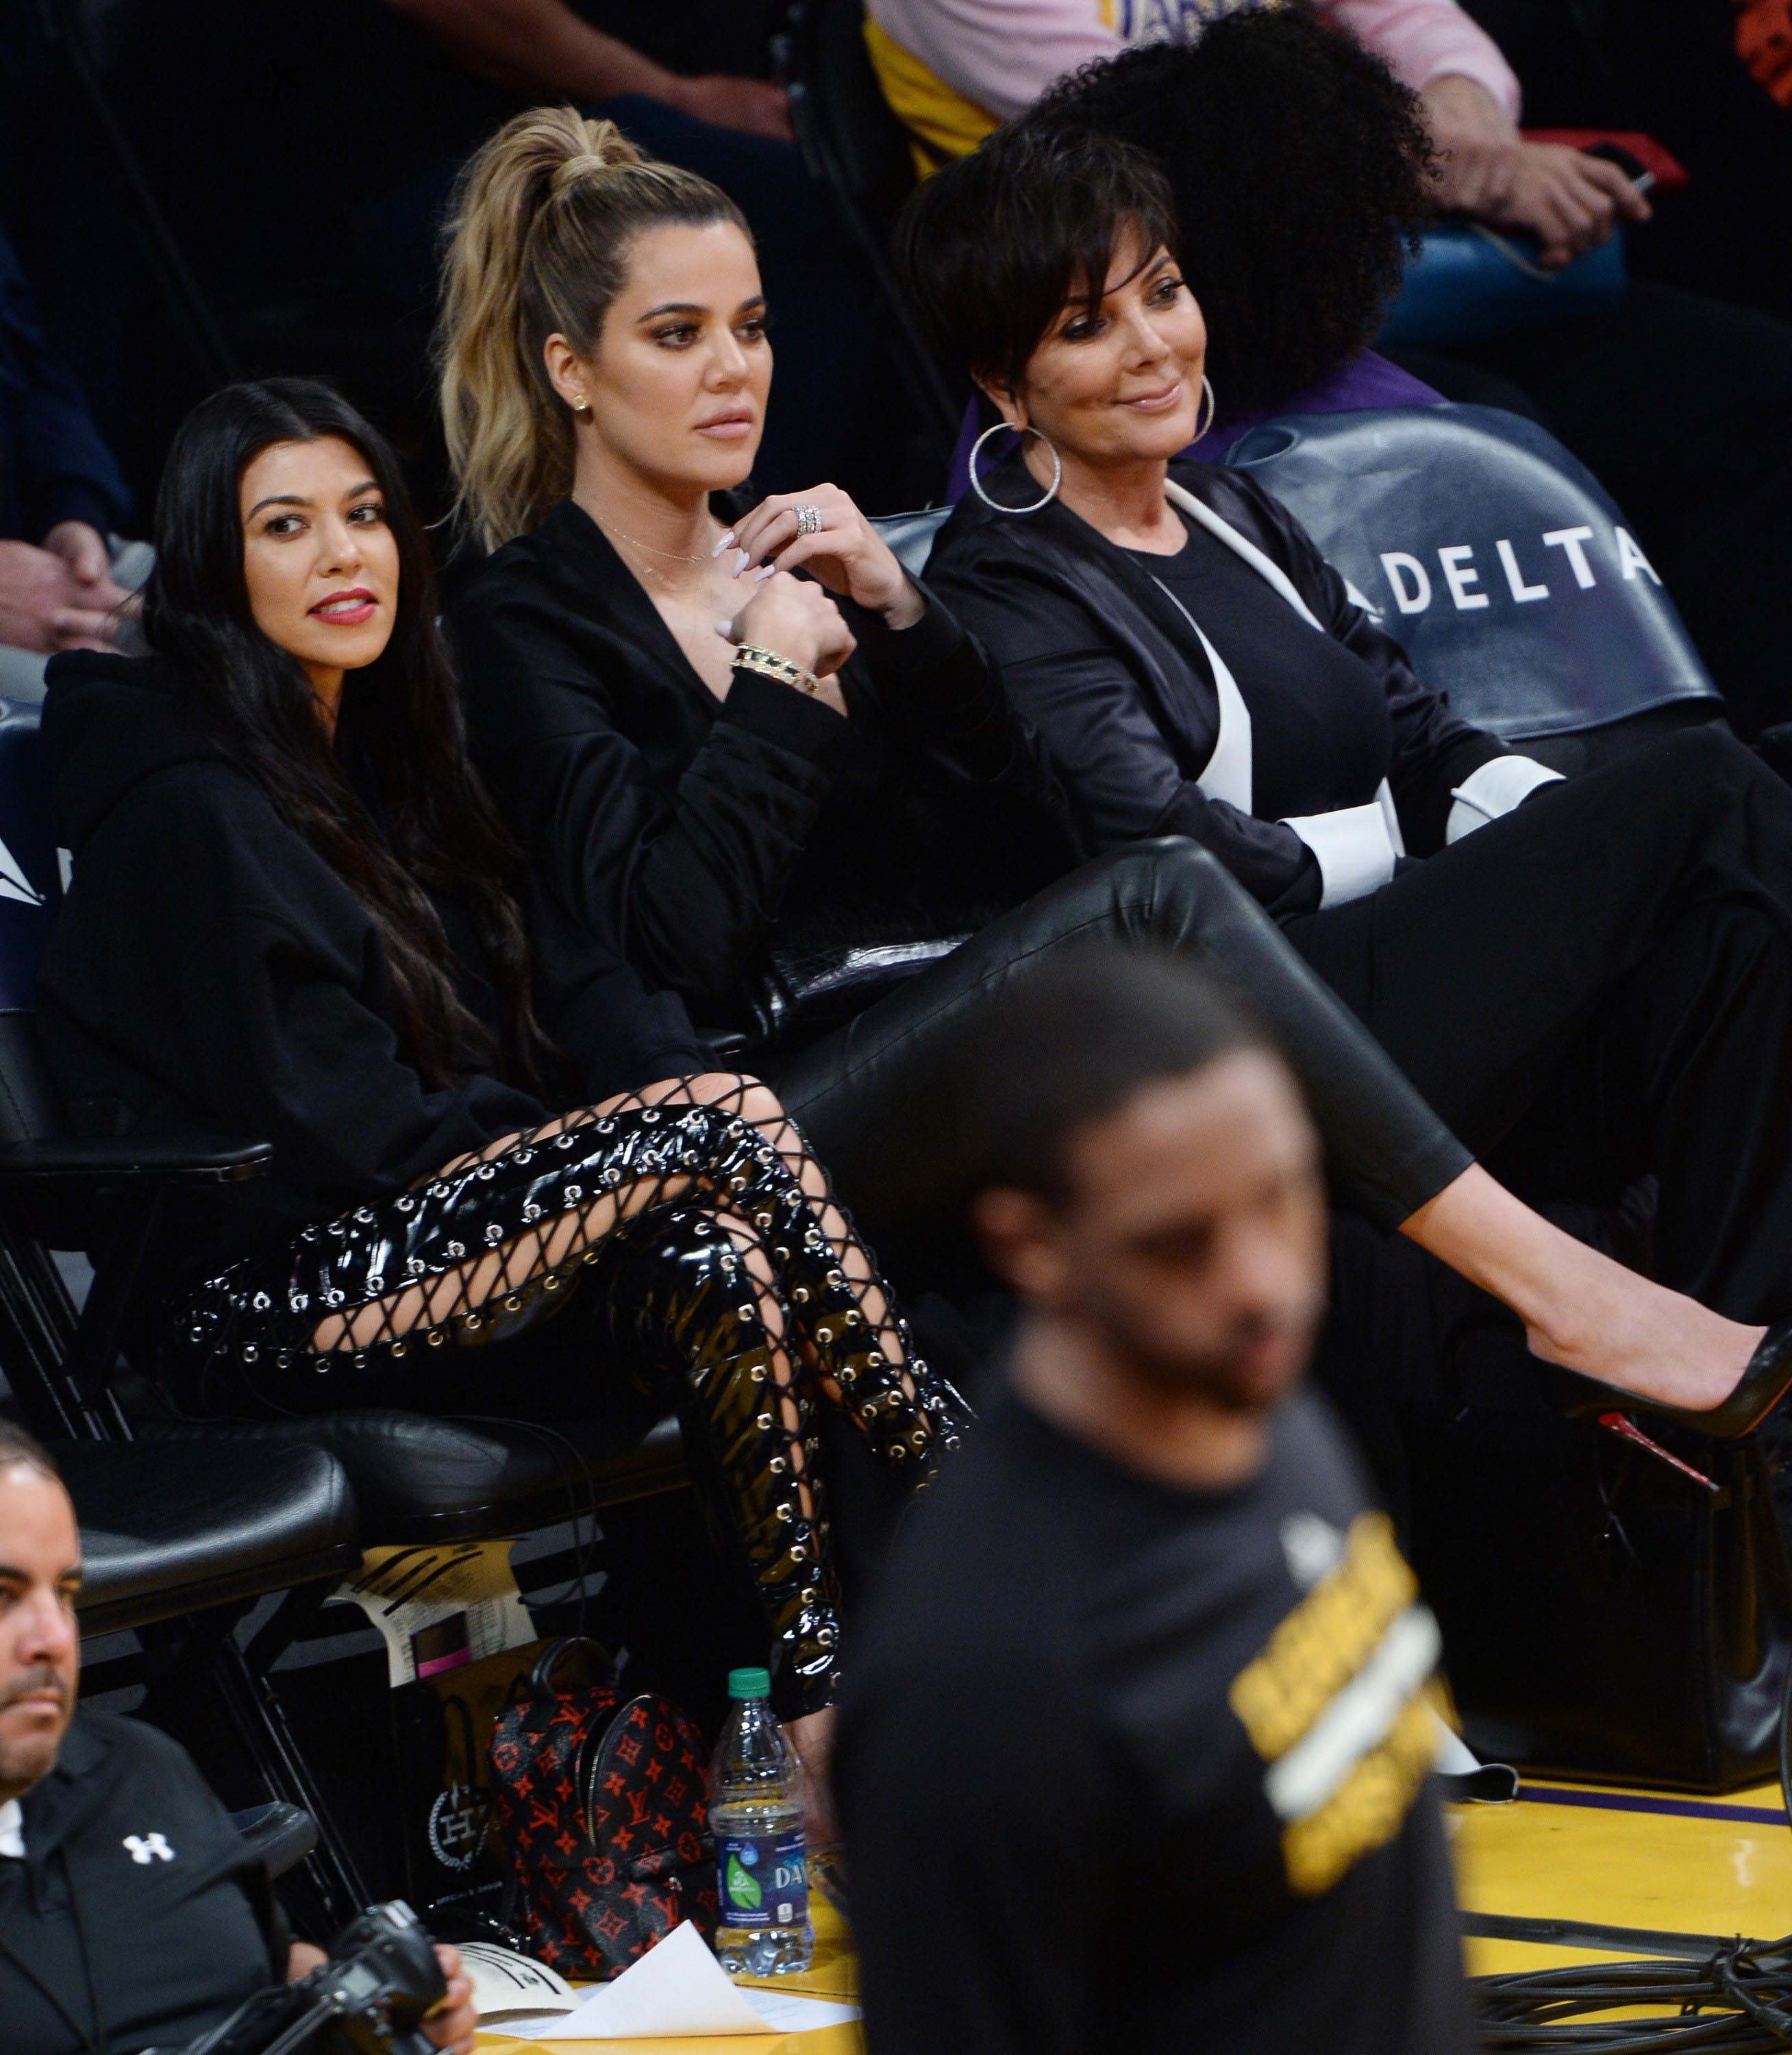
864,0,1124,121
1319,0,1523,121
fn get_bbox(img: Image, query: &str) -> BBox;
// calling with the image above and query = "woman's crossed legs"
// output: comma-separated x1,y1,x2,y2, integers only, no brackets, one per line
159,1073,970,1748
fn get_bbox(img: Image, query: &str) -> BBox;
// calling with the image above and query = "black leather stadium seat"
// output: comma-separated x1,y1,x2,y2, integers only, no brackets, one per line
1226,404,1725,767
143,1410,689,1545
873,507,948,580
58,1435,359,1637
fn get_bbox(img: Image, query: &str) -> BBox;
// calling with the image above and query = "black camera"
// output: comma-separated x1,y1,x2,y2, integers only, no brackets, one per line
166,1900,447,2055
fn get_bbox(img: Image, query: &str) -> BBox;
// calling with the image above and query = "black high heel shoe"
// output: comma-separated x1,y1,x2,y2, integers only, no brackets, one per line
1552,1315,1792,1443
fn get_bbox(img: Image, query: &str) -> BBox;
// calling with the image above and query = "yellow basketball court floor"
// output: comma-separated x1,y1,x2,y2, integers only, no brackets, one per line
478,1771,1792,2051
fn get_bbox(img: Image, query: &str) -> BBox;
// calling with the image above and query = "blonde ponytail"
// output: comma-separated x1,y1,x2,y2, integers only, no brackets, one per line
437,105,748,553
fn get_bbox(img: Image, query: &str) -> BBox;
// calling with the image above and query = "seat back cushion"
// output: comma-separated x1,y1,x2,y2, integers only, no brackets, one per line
1227,405,1721,741
873,506,949,581
0,700,60,1010
0,702,70,1145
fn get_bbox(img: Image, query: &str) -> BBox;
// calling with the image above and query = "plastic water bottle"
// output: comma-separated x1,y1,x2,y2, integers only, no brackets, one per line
709,1667,813,1976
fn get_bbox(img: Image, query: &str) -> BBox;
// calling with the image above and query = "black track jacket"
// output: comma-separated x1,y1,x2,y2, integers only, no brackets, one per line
0,1711,286,2055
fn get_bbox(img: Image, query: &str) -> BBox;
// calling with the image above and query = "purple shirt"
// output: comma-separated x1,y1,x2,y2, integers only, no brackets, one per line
945,349,1443,503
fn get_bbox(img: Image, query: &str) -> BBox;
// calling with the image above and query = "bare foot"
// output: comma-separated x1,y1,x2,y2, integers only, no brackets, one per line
1402,1166,1764,1414
785,1706,838,1845
1521,1254,1763,1412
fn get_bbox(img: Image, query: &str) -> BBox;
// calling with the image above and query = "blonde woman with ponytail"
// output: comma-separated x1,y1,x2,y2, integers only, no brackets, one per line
438,104,1792,1461
443,105,1071,1158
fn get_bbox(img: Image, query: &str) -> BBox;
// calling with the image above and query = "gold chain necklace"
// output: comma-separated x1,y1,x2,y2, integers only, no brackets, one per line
604,521,714,564
577,493,719,569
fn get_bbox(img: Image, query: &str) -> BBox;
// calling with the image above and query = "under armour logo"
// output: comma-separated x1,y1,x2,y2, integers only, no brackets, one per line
1280,1512,1345,1591
123,1832,175,1864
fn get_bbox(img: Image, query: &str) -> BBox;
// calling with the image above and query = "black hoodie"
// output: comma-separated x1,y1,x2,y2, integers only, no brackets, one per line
37,653,704,1284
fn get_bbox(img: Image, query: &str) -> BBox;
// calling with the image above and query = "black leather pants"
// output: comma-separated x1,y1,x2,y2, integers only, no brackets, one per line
773,838,1472,1255
153,1088,969,1716
1289,728,1792,1324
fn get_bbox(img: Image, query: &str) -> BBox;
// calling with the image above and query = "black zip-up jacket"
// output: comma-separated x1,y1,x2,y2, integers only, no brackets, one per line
37,653,703,1282
1,1711,287,2055
925,453,1508,919
451,497,1077,1033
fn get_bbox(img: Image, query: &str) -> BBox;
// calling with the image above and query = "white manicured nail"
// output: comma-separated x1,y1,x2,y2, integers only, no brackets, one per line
733,548,752,577
711,530,736,557
752,564,777,582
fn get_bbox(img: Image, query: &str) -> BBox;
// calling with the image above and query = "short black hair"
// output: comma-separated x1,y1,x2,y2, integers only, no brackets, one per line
1029,10,1435,412
961,945,1272,1204
895,123,1180,399
0,1419,58,1482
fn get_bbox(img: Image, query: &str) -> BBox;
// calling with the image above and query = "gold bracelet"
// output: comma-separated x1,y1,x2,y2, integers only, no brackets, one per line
734,643,805,681
733,645,822,696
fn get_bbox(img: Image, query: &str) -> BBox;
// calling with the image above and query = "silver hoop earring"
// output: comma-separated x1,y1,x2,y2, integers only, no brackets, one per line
1193,375,1217,443
969,420,1062,515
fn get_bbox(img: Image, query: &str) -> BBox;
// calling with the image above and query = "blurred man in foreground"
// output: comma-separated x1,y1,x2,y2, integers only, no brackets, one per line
835,947,1471,2055
0,1425,476,2055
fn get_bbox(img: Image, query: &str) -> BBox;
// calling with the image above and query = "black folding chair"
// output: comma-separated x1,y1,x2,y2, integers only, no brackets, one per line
784,0,965,449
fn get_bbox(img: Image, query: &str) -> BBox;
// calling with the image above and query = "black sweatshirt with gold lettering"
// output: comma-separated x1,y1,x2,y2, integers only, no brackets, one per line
836,1380,1471,2055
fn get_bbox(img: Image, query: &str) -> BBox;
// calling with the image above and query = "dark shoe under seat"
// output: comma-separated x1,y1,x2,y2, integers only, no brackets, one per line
139,1410,688,1545
58,1437,361,1636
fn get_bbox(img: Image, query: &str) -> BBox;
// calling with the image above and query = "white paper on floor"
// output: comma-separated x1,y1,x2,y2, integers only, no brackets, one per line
497,1919,861,2040
460,1941,579,2025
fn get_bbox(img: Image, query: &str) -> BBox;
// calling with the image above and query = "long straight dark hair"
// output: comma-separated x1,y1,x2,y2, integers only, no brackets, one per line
142,377,553,1090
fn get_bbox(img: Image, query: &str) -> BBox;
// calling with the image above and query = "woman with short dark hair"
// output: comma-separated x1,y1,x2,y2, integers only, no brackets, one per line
904,119,1792,1434
935,6,1447,499
445,105,1792,1443
37,375,968,1758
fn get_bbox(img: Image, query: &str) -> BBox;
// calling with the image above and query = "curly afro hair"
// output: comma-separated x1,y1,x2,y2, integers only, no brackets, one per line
1030,7,1436,412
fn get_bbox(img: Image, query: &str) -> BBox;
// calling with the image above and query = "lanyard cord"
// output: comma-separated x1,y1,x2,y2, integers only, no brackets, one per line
0,1845,108,2055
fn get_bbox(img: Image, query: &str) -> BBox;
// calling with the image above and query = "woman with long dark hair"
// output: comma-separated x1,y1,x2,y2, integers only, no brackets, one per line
37,377,969,1772
441,105,1792,1447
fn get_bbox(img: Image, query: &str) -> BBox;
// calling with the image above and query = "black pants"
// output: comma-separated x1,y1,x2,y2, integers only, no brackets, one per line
773,840,1471,1254
153,1088,969,1717
1295,727,1792,1322
777,729,1792,1325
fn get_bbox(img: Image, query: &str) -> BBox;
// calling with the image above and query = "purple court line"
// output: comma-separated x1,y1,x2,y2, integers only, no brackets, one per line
1521,1784,1789,1827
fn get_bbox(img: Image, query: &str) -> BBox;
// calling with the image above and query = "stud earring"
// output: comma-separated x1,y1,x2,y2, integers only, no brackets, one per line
571,395,590,413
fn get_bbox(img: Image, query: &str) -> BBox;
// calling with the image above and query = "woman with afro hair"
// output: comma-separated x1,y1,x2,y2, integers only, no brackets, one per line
947,5,1792,738
943,4,1451,489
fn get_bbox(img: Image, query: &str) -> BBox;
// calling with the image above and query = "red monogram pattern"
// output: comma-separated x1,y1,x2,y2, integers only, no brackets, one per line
489,1641,716,1980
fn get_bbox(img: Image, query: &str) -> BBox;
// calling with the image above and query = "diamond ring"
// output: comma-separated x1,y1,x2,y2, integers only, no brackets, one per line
793,503,824,537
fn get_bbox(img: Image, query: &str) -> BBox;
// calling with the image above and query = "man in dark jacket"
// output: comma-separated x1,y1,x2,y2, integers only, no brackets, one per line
0,1422,478,2055
834,947,1473,2055
0,225,142,697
